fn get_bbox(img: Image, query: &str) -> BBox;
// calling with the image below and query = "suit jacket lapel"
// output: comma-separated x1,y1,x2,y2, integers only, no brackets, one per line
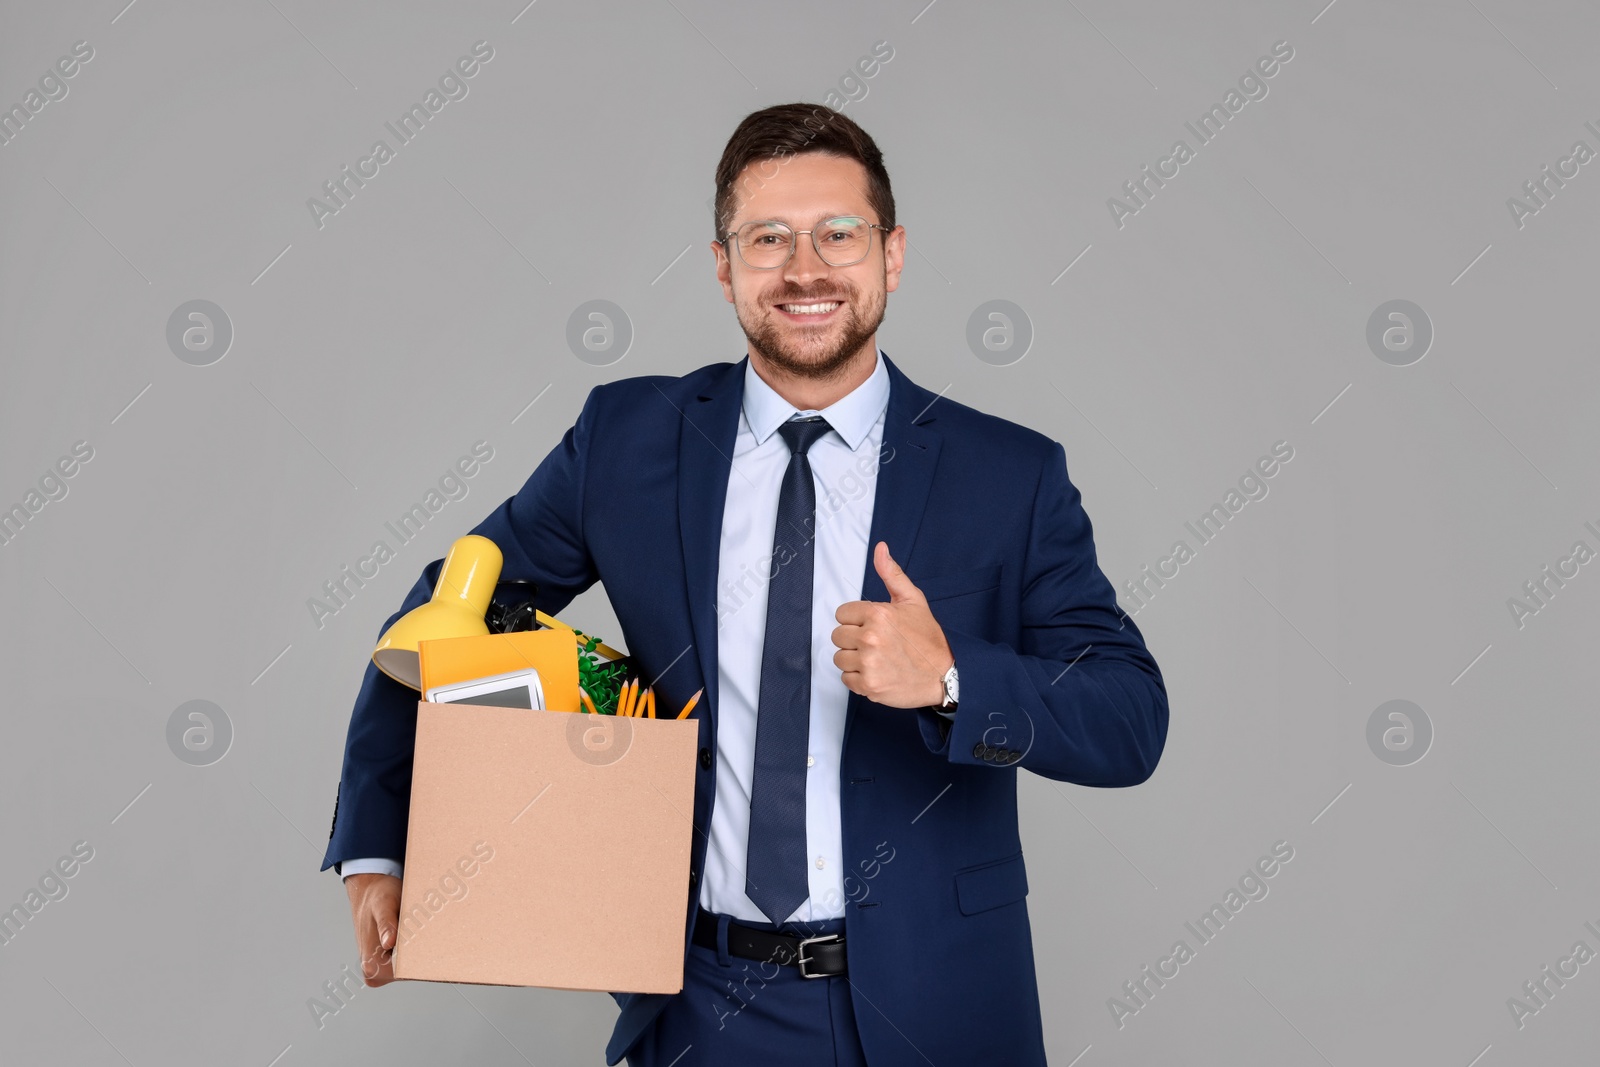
857,352,944,601
845,351,944,753
676,358,745,732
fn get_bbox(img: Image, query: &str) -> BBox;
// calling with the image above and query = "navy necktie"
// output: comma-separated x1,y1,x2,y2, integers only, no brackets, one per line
745,414,833,925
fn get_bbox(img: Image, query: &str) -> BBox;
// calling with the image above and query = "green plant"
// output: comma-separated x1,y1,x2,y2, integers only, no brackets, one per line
573,631,630,715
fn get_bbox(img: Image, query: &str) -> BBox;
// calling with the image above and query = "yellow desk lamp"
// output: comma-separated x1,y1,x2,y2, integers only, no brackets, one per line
372,533,621,690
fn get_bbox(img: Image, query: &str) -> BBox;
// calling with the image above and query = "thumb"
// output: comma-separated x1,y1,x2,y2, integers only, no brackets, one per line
370,898,395,950
875,542,923,604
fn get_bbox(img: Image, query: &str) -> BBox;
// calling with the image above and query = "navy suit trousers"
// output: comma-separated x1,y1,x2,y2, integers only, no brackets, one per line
622,910,868,1067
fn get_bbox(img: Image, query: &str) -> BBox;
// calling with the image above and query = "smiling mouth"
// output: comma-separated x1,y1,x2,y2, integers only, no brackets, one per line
775,300,842,320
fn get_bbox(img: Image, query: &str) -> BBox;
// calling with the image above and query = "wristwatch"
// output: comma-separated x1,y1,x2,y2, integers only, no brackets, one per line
937,662,959,709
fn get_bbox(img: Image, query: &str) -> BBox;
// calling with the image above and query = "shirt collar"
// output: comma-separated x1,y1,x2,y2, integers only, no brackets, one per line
742,346,890,452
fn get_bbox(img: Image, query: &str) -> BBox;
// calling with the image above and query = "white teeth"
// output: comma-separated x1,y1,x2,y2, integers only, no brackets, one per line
781,302,840,314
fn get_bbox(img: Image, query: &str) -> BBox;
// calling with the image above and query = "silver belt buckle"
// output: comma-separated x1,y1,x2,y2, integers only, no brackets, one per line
795,932,843,978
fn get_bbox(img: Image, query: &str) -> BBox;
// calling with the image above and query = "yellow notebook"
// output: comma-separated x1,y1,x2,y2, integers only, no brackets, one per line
417,630,581,712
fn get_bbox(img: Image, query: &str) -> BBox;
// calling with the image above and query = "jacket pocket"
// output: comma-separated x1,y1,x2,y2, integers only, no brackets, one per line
918,563,1002,602
954,850,1029,915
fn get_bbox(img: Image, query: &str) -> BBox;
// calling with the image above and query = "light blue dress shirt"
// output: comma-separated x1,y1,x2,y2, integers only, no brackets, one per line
341,349,958,919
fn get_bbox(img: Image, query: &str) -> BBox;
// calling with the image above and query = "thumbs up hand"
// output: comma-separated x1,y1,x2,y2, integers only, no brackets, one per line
832,541,955,709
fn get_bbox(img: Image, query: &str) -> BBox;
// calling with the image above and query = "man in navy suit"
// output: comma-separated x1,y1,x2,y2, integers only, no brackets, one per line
324,103,1168,1065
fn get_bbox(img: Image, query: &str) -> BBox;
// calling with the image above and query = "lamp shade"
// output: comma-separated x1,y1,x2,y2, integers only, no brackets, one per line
373,534,503,689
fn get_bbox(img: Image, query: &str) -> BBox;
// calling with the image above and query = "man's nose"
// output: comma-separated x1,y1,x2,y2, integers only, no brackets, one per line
783,233,833,286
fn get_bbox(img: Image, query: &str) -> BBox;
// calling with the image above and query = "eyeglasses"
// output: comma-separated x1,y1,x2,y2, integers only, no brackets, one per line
720,216,888,270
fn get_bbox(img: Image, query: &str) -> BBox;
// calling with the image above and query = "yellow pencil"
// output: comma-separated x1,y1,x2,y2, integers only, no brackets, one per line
622,678,638,717
579,689,599,715
645,687,656,718
676,688,703,720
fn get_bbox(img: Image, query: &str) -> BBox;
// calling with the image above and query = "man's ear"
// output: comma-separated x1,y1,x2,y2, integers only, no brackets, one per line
883,224,907,294
712,241,735,303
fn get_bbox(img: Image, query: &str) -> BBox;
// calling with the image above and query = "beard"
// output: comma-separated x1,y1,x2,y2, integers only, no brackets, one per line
736,278,886,383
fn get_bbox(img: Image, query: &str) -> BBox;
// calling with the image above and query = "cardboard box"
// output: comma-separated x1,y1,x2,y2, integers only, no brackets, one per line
392,632,699,993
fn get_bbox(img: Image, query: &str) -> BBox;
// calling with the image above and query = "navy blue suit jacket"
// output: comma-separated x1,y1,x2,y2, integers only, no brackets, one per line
323,351,1169,1065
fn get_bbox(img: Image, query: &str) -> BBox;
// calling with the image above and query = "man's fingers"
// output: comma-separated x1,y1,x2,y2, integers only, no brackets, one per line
346,873,402,987
370,885,400,958
362,952,394,986
360,908,396,986
831,623,862,650
834,600,870,627
835,600,894,629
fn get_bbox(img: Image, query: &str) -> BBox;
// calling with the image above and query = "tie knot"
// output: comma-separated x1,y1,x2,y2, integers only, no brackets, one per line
777,415,833,457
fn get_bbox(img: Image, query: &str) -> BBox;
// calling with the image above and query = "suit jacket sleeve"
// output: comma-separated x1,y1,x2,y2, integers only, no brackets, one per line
321,385,604,872
914,440,1168,786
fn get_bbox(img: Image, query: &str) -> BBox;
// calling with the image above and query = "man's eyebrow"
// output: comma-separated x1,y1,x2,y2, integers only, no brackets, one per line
741,212,865,225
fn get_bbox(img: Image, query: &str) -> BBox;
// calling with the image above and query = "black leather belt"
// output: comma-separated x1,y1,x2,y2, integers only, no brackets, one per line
692,906,848,978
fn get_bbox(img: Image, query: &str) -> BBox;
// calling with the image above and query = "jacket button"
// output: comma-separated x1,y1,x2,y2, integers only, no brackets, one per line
972,742,987,759
699,747,712,769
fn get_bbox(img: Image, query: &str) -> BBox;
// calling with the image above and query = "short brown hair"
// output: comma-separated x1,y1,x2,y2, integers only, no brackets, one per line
712,103,895,242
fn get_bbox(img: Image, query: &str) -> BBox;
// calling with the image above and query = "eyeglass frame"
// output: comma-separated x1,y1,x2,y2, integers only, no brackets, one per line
718,215,891,270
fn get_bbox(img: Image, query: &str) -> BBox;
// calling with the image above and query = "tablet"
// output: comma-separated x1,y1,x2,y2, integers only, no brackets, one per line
425,668,545,711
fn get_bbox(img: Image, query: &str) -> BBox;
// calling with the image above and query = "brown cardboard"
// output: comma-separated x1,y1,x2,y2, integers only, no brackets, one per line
393,701,699,993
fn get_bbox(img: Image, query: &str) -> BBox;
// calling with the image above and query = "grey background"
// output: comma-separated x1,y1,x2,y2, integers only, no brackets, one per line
2,0,1597,1063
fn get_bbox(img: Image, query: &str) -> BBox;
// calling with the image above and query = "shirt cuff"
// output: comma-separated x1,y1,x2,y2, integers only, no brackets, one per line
339,857,403,882
935,704,957,721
